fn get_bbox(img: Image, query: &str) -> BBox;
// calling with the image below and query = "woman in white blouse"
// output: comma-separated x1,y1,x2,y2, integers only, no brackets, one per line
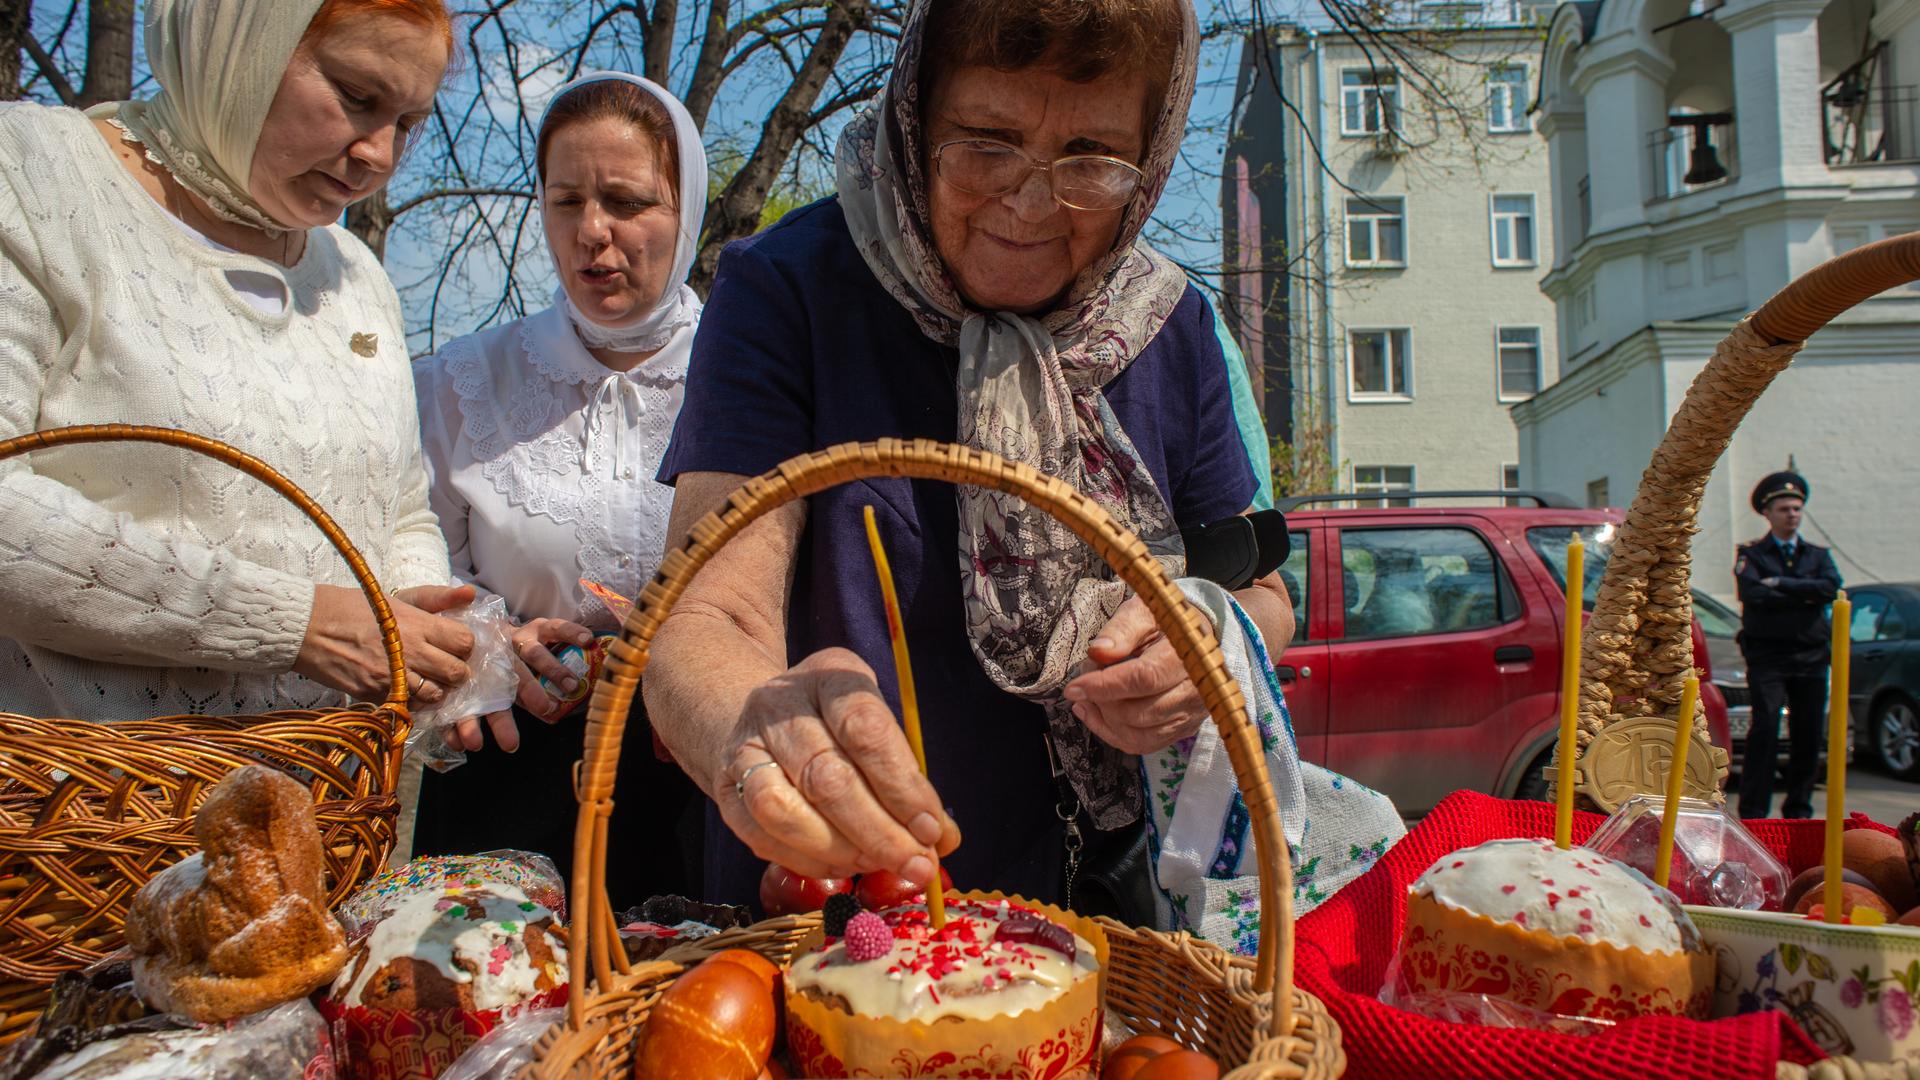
411,73,707,903
0,0,476,720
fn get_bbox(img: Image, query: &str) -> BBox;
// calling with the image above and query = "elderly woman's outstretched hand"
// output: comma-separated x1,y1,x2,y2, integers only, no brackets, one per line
716,648,961,884
1064,594,1209,755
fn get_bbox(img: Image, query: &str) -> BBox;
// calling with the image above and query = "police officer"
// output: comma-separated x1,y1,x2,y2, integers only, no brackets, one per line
1735,471,1843,819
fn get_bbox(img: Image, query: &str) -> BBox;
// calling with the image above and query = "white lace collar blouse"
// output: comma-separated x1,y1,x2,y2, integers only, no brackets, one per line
414,303,692,629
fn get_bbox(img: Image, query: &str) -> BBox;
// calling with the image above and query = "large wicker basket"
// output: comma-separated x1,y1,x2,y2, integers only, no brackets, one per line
1561,234,1920,1075
521,439,1343,1078
1567,232,1920,810
0,425,415,1042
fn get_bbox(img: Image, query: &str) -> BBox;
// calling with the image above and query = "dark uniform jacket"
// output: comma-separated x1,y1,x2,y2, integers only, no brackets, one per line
1735,535,1844,669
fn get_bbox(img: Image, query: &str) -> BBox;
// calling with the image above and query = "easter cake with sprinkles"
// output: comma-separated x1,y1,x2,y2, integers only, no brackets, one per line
1388,838,1715,1022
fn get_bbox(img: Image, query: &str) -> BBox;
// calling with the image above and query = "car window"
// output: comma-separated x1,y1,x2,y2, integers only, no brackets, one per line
1852,593,1899,643
1882,605,1908,642
1340,527,1508,640
1278,531,1310,643
1526,524,1616,610
1691,589,1741,638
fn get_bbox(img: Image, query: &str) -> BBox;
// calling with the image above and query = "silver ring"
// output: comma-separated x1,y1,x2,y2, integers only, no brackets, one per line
734,760,782,798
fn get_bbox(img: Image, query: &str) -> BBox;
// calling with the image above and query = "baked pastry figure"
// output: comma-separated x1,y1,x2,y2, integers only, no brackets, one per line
1391,839,1714,1021
127,765,348,1022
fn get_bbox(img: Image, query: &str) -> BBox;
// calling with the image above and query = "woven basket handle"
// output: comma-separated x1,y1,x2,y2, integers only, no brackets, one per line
1575,232,1920,803
0,424,410,712
569,437,1297,1038
1753,232,1920,344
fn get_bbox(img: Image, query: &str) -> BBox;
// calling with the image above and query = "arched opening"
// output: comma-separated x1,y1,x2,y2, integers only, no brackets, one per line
1645,0,1737,198
1817,0,1905,163
1541,15,1591,249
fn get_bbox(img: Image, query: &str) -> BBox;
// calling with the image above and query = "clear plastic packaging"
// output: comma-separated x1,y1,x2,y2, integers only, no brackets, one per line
437,1006,563,1080
404,595,519,772
1379,951,1617,1035
28,998,334,1079
1582,794,1789,911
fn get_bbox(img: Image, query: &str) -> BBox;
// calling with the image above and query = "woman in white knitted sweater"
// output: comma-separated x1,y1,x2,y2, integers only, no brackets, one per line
0,0,476,719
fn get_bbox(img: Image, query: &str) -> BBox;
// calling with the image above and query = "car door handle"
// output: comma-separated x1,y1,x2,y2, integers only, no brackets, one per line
1494,645,1534,664
1275,665,1311,682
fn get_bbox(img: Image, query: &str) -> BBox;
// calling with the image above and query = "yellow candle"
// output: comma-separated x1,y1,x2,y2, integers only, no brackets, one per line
1823,590,1852,924
1555,537,1586,849
863,506,946,929
1653,673,1700,889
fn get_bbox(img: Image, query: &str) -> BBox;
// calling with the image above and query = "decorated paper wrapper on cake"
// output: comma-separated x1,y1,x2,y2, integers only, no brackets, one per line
321,854,570,1080
1383,839,1715,1027
783,890,1107,1079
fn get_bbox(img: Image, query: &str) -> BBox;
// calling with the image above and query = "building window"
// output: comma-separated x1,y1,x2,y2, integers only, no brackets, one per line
1353,466,1416,508
1341,68,1400,135
1586,478,1610,508
1490,194,1537,266
1501,463,1522,506
1349,329,1412,399
1488,66,1530,133
1346,196,1406,267
1496,326,1542,399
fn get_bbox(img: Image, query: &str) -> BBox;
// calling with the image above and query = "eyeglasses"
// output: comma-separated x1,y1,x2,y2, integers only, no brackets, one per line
931,139,1144,212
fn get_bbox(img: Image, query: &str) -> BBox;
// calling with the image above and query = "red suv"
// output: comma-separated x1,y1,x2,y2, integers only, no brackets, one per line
1271,492,1730,815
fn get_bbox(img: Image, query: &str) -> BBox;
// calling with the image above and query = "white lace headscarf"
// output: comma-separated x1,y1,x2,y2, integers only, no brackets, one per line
834,0,1201,828
536,72,709,354
88,0,327,236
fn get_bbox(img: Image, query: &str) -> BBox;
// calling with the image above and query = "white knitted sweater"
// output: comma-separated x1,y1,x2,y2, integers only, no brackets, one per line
0,104,451,719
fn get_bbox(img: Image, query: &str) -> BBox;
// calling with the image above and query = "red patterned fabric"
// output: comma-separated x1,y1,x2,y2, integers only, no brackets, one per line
1293,790,1887,1080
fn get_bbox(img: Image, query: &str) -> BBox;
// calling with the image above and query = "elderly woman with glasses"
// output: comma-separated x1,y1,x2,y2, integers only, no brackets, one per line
648,0,1281,916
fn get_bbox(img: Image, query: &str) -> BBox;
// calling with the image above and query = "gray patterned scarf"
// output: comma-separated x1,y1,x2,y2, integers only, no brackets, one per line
833,0,1201,828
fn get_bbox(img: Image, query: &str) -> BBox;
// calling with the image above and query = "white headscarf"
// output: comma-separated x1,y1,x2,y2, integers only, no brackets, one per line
536,72,708,354
88,0,326,236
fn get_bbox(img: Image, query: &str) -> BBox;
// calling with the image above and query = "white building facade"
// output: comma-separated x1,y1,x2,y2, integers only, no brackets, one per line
1228,17,1561,503
1523,0,1920,600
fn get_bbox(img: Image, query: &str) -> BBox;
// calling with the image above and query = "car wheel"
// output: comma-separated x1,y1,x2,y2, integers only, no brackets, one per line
1513,748,1555,802
1871,694,1920,783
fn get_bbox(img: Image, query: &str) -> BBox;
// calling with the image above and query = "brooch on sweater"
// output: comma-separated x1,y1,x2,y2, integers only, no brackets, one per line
349,332,379,358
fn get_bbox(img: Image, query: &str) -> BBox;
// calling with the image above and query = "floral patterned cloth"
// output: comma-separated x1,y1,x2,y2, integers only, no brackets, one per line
831,0,1203,830
1146,579,1405,954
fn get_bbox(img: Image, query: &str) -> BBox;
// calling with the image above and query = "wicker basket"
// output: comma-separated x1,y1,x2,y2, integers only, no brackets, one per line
1568,232,1920,809
520,439,1343,1078
0,425,415,1042
1565,234,1920,1071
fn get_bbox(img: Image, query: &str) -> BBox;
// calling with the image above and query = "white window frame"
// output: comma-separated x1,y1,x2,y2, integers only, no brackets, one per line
1345,195,1407,268
1487,65,1530,134
1489,192,1538,267
1352,465,1417,508
1495,325,1543,401
1340,67,1401,136
1347,327,1414,402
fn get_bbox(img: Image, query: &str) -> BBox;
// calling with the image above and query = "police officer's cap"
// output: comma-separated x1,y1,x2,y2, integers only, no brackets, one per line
1751,471,1809,513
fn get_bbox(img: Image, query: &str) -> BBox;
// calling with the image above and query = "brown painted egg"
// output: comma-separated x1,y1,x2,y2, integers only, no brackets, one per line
1102,1035,1186,1080
1132,1049,1222,1080
1783,865,1876,912
1795,881,1897,920
632,957,775,1080
1843,829,1919,913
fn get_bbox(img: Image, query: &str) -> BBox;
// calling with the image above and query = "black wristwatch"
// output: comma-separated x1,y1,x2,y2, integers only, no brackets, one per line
1179,508,1289,591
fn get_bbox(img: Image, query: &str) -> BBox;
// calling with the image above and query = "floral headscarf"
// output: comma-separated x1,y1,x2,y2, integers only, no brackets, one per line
833,0,1201,828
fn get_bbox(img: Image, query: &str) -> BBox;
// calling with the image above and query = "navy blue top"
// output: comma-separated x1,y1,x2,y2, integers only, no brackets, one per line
660,199,1256,911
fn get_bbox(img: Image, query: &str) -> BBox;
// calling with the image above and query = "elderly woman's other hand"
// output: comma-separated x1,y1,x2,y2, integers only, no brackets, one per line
1063,594,1206,755
715,648,961,883
1066,569,1297,755
295,582,476,705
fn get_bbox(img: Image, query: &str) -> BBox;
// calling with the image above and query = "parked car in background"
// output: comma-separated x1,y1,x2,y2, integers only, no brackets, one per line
1271,492,1729,815
1848,584,1920,781
1692,588,1777,777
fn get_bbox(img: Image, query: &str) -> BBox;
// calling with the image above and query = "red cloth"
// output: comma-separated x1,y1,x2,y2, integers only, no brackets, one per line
1292,790,1890,1080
